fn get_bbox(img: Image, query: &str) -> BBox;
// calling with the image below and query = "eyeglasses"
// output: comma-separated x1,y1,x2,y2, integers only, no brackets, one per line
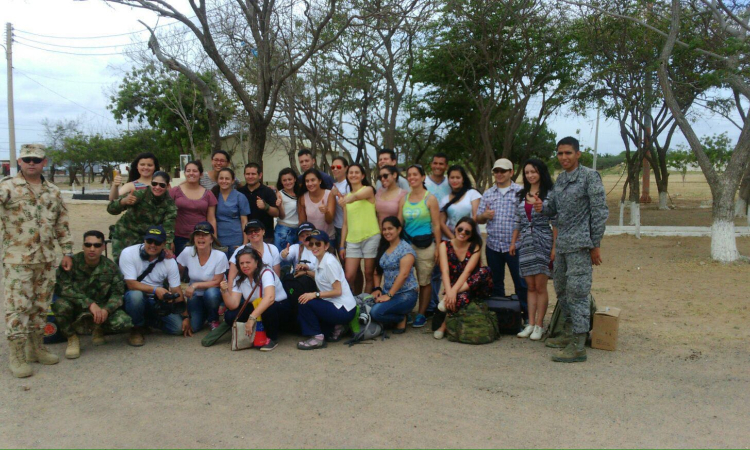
151,181,168,188
83,242,103,248
309,241,324,248
21,157,44,164
331,165,344,170
212,158,228,163
145,238,164,245
456,227,472,235
493,168,511,174
378,173,390,180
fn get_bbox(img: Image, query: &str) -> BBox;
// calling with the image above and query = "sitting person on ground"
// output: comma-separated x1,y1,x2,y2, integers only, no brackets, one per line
295,231,357,350
120,226,190,346
52,230,133,359
220,248,290,352
370,217,418,334
433,217,493,340
176,222,228,333
107,170,176,261
228,219,282,288
280,222,318,273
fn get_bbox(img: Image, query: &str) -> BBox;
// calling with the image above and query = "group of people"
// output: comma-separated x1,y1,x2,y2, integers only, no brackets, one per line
0,136,608,378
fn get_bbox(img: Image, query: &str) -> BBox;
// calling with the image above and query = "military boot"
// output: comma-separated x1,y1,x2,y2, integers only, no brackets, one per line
65,334,81,359
26,331,60,365
545,319,572,348
128,327,145,347
9,339,33,378
92,327,106,346
551,332,587,363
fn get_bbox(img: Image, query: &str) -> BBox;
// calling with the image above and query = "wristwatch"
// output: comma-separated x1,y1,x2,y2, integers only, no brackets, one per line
315,291,320,298
64,253,74,258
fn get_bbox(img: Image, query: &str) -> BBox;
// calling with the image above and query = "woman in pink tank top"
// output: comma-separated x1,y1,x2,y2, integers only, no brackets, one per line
375,166,407,226
298,168,336,236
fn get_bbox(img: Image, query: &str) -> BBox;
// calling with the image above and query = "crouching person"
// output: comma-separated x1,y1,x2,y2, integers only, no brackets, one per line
52,230,133,359
220,248,290,352
120,225,189,346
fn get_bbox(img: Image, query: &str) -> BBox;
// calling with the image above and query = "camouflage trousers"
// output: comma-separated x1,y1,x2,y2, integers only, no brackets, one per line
552,249,592,334
52,296,133,337
3,263,56,340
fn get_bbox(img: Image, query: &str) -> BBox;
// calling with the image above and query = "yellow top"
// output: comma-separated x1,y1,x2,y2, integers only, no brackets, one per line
345,187,380,243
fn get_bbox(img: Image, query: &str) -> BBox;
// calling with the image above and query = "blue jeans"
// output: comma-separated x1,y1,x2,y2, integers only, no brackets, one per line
485,246,528,319
297,299,356,337
123,290,183,335
370,290,418,324
187,287,222,332
427,265,442,313
225,245,240,262
173,236,190,257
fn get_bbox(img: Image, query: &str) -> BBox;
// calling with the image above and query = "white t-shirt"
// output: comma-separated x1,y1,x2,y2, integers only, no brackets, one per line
439,189,483,237
277,190,299,228
119,244,181,289
176,247,229,295
425,176,451,204
332,178,350,229
499,186,511,196
232,267,287,303
229,243,282,268
282,243,318,271
314,253,356,311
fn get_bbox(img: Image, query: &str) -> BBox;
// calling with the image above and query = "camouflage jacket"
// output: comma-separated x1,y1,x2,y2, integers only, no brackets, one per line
107,188,177,246
541,165,608,254
54,252,125,314
0,173,73,264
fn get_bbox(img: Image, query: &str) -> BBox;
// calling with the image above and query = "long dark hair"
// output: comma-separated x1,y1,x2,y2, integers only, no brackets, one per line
235,247,264,290
517,158,554,201
128,152,159,182
375,216,406,275
441,165,473,213
276,167,300,196
299,168,324,195
454,217,483,255
406,164,427,189
346,163,374,194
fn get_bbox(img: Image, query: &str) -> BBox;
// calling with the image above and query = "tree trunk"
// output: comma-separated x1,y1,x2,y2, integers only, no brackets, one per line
619,201,625,227
629,201,640,228
247,118,268,172
659,191,668,210
712,185,740,261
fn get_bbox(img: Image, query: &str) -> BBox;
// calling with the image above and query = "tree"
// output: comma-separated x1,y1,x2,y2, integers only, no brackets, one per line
41,118,81,183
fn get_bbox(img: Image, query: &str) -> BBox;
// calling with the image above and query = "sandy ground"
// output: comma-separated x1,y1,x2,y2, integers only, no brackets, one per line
2,197,750,448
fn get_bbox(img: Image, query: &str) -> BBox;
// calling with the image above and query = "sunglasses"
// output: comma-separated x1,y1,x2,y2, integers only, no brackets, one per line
493,168,511,174
83,242,103,248
22,157,44,164
245,228,262,235
378,173,391,180
309,241,324,248
151,181,168,188
456,227,472,235
145,239,164,246
331,165,344,170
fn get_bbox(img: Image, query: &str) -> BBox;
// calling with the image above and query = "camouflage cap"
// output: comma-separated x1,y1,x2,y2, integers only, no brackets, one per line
19,144,46,159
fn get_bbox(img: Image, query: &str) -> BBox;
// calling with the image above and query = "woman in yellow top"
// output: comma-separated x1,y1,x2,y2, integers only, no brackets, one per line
338,163,381,295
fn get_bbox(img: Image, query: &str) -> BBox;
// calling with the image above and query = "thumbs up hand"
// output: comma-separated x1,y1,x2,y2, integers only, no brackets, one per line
533,193,543,212
281,243,290,259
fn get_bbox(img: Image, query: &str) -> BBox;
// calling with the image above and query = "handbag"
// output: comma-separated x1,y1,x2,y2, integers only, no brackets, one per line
230,274,265,351
407,233,434,249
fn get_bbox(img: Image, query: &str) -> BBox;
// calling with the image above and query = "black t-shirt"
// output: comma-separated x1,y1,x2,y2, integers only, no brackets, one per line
237,183,277,233
297,171,334,191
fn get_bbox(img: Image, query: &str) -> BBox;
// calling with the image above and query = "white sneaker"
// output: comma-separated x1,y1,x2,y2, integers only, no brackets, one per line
433,330,445,339
516,324,534,338
530,325,544,341
437,300,446,312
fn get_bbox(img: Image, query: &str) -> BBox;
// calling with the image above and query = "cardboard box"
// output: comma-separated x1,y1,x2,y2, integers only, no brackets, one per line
591,307,621,351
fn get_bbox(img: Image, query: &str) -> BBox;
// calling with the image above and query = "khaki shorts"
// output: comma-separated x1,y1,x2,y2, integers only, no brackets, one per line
411,242,436,286
346,233,381,259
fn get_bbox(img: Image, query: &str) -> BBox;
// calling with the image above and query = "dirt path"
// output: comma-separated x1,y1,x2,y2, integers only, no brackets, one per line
1,203,749,448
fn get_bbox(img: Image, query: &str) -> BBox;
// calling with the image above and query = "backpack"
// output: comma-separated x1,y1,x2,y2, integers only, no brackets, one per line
546,294,597,340
445,300,499,345
345,293,387,346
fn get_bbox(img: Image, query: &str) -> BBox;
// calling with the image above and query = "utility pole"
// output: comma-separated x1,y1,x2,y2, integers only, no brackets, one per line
593,106,600,171
5,23,17,176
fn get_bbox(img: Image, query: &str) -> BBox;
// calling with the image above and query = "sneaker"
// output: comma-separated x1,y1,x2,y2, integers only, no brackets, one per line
517,324,534,338
326,324,347,342
406,313,414,325
412,314,427,328
433,330,444,340
208,321,221,331
530,325,544,341
437,301,447,312
259,339,278,352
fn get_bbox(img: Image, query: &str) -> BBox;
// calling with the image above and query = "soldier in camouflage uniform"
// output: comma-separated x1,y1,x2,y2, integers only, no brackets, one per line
0,144,73,378
535,136,608,363
107,170,176,261
52,230,133,359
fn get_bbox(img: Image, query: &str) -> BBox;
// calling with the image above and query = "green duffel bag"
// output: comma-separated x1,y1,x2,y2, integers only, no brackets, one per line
445,300,499,345
546,294,597,340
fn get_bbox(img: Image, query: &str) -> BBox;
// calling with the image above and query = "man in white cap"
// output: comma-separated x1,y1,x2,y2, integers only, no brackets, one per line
0,143,73,378
477,158,528,317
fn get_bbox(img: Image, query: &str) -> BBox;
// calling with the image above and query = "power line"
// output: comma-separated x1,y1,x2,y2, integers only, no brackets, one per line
14,35,150,50
14,41,142,57
13,18,194,40
14,70,116,123
10,68,112,85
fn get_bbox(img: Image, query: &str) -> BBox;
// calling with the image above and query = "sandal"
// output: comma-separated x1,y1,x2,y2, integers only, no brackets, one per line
326,324,347,342
297,337,328,350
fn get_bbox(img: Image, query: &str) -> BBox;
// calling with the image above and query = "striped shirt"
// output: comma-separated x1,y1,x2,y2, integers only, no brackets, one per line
477,182,522,253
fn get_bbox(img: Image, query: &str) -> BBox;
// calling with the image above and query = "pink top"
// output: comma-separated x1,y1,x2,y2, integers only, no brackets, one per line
524,201,533,222
170,186,218,238
375,188,407,225
304,189,334,236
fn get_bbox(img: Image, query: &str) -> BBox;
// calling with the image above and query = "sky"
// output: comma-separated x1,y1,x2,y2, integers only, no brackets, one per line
0,0,743,162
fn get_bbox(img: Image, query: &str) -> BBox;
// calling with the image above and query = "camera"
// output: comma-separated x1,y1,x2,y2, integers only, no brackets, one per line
152,291,183,316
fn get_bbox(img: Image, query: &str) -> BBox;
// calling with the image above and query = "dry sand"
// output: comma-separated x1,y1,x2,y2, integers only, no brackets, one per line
1,198,749,448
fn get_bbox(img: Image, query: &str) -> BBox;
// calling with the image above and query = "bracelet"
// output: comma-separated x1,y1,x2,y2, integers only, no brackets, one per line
248,316,257,322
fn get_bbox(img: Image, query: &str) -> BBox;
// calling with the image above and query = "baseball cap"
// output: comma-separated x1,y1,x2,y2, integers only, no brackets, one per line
492,158,513,171
193,221,214,235
297,222,316,236
305,230,330,243
20,144,46,159
143,225,167,243
244,219,265,232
